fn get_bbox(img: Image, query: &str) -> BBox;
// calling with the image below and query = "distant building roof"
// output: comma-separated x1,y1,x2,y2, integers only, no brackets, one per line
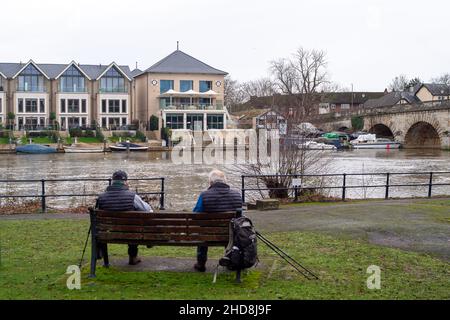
240,92,385,110
0,61,133,80
131,68,143,78
414,83,450,96
141,50,228,75
364,91,420,108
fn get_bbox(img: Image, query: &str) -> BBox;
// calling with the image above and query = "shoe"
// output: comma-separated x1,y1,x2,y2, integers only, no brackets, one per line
194,262,206,272
128,256,142,265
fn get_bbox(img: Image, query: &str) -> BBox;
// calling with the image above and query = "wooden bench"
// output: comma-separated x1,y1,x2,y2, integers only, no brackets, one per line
89,208,243,281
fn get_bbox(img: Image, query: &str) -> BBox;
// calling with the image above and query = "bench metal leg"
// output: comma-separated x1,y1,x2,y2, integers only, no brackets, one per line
89,239,97,278
103,243,110,268
235,269,242,283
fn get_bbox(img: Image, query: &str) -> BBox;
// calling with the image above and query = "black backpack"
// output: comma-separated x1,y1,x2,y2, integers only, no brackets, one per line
219,216,258,270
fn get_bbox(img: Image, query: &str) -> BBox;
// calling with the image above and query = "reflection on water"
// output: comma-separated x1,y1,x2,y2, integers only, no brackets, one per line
0,149,449,210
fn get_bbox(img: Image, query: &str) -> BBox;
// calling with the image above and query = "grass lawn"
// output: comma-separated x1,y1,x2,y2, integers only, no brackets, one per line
0,218,448,300
20,136,55,144
0,137,12,144
65,137,104,144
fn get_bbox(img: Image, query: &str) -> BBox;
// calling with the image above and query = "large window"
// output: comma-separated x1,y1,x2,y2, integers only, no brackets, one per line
108,100,120,113
199,80,212,93
180,80,193,92
100,67,127,93
166,114,184,129
187,114,204,131
60,65,86,92
68,99,80,113
17,64,45,92
160,80,174,93
207,114,224,129
199,97,211,107
0,77,4,91
25,99,38,113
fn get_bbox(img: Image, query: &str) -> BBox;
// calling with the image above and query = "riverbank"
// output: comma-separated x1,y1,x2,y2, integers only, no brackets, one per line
2,197,449,261
0,198,448,299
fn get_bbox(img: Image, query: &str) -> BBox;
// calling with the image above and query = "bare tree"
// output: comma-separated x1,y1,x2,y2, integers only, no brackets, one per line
388,75,421,92
236,142,330,200
239,77,277,100
388,75,409,92
431,73,450,86
224,75,246,110
270,47,329,122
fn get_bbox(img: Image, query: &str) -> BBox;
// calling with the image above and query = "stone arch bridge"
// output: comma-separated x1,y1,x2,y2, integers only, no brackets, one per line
310,102,450,149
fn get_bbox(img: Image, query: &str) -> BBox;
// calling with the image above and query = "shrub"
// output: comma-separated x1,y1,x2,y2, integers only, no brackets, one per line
95,127,105,141
149,115,159,131
69,127,83,137
351,116,364,131
135,130,147,142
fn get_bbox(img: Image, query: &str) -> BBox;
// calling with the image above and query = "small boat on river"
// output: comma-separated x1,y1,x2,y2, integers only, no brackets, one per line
350,134,401,149
298,140,337,150
16,144,57,154
109,142,148,152
63,143,104,153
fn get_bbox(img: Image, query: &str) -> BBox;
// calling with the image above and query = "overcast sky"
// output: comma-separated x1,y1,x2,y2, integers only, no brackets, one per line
1,0,449,91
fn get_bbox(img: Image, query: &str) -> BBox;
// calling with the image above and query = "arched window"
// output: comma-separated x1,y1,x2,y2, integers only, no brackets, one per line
100,66,126,93
60,65,86,92
18,64,45,92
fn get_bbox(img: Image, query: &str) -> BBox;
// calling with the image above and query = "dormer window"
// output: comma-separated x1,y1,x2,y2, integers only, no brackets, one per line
100,66,127,93
17,64,45,92
60,65,86,92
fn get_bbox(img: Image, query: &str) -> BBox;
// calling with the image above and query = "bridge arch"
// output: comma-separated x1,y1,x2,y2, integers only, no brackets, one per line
369,124,394,139
404,121,441,148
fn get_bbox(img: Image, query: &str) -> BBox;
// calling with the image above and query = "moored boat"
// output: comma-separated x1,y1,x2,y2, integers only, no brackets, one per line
298,140,337,150
350,134,401,149
63,143,104,153
109,142,148,152
16,144,57,154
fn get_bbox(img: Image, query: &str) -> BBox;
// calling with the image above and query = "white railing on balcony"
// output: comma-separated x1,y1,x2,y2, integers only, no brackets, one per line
160,103,223,111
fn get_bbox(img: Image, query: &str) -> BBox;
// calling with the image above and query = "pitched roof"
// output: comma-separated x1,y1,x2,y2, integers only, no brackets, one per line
364,91,420,108
142,50,227,75
415,83,450,96
131,68,143,78
0,61,133,80
242,92,385,109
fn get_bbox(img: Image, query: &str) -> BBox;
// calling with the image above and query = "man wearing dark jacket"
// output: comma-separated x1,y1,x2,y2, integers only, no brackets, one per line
193,169,243,272
97,170,152,265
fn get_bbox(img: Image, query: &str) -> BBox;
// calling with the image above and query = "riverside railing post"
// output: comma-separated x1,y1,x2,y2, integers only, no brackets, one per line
241,176,245,204
294,175,299,202
342,174,346,200
160,178,165,210
428,172,433,198
41,179,46,213
385,173,390,199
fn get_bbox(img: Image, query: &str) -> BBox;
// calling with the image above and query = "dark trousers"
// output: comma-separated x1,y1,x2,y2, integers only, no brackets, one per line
97,243,138,259
197,246,208,264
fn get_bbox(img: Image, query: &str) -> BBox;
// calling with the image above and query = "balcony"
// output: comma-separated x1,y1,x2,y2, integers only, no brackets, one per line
160,103,224,111
59,86,87,93
17,85,46,93
99,87,128,94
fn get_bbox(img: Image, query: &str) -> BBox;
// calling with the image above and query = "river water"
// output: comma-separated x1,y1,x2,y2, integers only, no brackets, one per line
0,149,449,210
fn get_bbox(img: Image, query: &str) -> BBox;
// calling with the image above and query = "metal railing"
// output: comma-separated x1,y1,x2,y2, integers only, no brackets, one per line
0,177,165,212
161,104,223,111
241,172,450,203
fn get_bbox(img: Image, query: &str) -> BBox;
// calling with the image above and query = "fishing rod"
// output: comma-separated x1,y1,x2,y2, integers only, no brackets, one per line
78,226,91,268
256,231,319,280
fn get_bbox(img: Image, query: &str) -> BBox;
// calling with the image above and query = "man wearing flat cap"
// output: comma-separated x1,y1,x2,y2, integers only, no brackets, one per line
96,170,152,265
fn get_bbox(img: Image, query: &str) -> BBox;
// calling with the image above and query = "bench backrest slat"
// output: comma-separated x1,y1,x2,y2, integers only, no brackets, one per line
91,209,239,246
